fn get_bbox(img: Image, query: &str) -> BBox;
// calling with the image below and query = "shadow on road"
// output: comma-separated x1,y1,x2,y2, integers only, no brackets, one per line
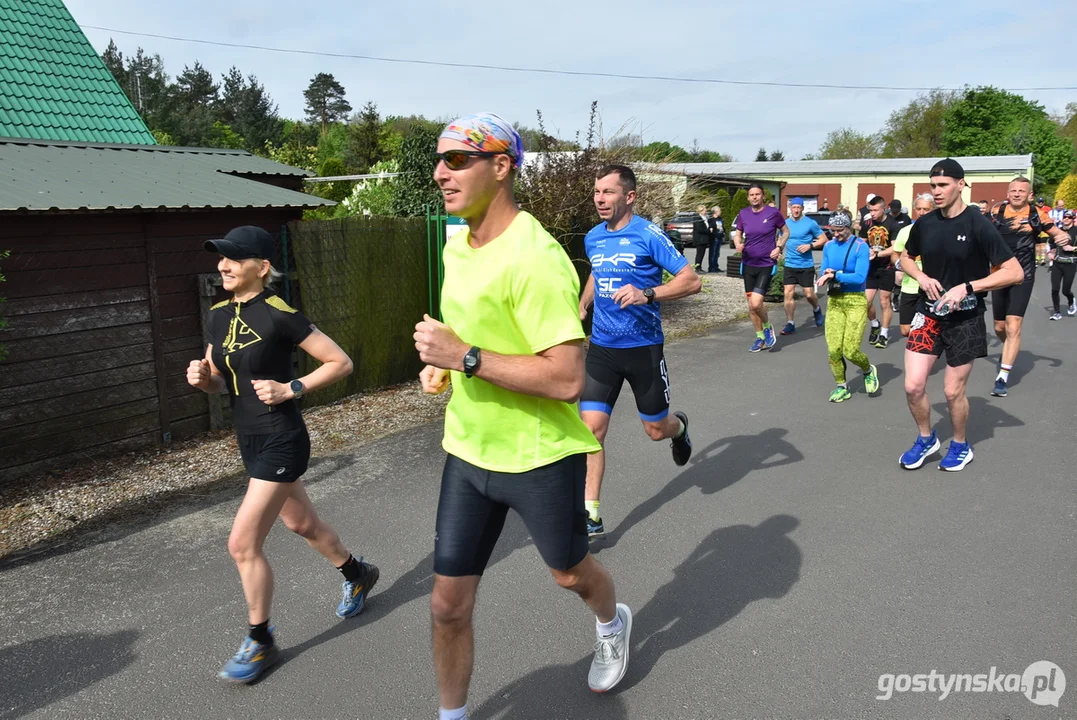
596,428,802,552
280,513,535,664
0,630,139,719
473,514,802,718
931,396,1024,447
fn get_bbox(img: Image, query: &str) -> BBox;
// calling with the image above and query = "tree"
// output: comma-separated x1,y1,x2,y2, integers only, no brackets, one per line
755,148,769,162
159,62,219,146
338,159,400,217
1055,174,1077,210
942,86,1076,188
729,188,750,241
818,127,883,159
881,89,958,158
101,43,170,132
347,101,386,173
304,73,351,133
391,123,441,216
219,67,283,153
769,150,785,162
102,40,125,84
690,150,733,163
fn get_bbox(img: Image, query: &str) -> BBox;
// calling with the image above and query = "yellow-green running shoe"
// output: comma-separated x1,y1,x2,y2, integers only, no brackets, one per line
829,386,851,403
864,364,880,394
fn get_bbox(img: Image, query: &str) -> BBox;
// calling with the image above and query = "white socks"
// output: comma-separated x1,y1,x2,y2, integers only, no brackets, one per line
597,613,624,637
439,705,468,720
997,364,1013,382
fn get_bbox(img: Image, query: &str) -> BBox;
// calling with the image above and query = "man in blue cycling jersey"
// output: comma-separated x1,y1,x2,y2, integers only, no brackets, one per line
578,164,701,537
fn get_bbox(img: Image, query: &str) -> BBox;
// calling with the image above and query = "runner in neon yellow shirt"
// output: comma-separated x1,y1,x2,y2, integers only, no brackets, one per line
413,113,632,720
892,193,935,337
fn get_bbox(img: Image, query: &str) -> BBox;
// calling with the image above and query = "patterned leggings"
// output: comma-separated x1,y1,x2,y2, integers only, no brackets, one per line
825,292,871,384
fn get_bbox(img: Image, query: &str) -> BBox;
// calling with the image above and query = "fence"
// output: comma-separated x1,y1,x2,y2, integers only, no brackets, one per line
286,214,433,408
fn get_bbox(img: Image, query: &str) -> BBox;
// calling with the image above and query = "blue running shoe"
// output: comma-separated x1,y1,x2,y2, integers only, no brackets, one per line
814,308,824,327
587,516,605,538
938,441,974,472
763,326,777,348
780,322,796,335
899,432,941,470
991,378,1008,397
749,338,766,353
336,557,380,619
218,633,279,684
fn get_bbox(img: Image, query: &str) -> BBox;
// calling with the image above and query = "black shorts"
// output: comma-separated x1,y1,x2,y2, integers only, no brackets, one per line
783,266,816,288
743,264,776,295
433,453,589,576
898,291,920,326
991,278,1035,320
582,343,670,421
906,311,988,368
237,426,311,482
865,265,896,291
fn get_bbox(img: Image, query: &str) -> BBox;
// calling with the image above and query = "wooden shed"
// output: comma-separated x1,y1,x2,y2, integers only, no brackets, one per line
0,138,330,482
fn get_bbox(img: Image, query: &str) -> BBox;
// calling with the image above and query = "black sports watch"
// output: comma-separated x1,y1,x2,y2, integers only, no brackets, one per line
463,346,481,378
643,287,656,304
290,379,305,399
964,282,975,296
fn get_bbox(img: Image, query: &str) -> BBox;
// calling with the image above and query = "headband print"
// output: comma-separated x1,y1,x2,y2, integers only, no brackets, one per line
440,112,524,169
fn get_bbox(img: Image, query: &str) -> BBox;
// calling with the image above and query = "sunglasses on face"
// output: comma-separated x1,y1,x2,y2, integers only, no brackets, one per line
433,149,507,170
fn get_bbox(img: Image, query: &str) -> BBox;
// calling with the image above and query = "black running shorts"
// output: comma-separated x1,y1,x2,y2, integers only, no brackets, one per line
433,453,589,577
991,278,1035,321
783,266,816,288
898,291,920,326
237,427,311,482
866,265,896,291
581,343,671,421
906,311,988,368
743,264,775,296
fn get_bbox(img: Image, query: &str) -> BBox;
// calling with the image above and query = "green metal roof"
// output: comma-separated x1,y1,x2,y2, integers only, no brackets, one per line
0,138,332,211
0,0,156,144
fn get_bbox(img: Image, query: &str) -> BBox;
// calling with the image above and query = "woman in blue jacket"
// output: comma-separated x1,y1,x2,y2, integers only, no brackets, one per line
817,214,880,402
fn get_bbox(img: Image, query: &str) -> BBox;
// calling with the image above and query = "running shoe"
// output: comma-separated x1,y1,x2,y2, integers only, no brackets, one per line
868,326,880,345
587,516,605,538
588,603,632,693
874,334,890,349
670,411,692,466
991,378,1008,397
218,633,280,684
1069,300,1077,316
938,441,974,472
763,326,777,349
864,365,880,394
890,294,900,312
899,431,941,470
336,557,380,619
828,386,851,403
814,308,824,327
749,338,766,353
780,322,797,335
1050,312,1063,321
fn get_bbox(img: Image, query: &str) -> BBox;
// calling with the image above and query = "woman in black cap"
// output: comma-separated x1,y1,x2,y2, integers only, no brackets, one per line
187,225,379,683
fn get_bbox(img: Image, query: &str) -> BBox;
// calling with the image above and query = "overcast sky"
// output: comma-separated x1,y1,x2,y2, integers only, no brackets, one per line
70,0,1075,161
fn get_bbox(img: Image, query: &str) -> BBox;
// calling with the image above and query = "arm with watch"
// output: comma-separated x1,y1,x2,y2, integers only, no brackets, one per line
254,330,354,406
610,264,701,309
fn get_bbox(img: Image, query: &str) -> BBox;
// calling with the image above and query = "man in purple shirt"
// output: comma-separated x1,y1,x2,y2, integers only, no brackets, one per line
733,184,789,351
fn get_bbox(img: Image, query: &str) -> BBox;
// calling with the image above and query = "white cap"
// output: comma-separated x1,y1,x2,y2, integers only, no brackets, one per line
866,193,877,202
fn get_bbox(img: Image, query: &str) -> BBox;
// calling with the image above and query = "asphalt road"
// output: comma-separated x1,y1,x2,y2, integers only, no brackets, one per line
1,271,1074,719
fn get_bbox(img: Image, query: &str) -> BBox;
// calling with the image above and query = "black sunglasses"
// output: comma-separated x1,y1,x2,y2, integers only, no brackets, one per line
434,149,507,170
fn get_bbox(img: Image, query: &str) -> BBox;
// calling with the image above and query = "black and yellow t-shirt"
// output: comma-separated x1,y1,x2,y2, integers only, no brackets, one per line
209,290,314,434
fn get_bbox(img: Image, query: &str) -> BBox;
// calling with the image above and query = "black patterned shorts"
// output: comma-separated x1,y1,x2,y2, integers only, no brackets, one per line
906,311,988,368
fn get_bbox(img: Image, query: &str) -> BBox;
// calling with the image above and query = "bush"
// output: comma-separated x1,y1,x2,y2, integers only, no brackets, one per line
729,189,749,246
391,124,441,217
338,159,399,217
766,259,784,299
1055,174,1077,209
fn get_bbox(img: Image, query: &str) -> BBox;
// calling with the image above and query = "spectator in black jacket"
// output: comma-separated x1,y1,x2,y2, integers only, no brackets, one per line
692,204,711,272
707,206,725,273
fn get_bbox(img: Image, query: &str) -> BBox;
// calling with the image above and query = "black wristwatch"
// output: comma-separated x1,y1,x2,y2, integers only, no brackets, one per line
643,287,656,304
964,282,975,296
463,346,481,378
290,379,305,399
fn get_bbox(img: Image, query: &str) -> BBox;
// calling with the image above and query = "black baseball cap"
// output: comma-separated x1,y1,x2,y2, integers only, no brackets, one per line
889,199,902,212
205,226,275,260
929,158,965,180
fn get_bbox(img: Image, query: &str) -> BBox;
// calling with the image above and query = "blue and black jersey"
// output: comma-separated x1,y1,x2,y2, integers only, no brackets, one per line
208,289,314,433
585,215,688,348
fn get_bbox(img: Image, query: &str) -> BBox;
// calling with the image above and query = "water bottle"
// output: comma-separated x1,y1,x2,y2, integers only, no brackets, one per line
931,292,978,316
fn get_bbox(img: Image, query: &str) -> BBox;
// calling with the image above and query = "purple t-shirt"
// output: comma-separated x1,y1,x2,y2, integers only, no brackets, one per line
734,206,786,267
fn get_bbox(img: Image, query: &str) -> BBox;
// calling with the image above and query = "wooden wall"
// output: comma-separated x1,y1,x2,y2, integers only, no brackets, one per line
0,209,299,483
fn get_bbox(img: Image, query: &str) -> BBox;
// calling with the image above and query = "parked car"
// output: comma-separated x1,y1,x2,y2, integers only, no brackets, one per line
664,212,707,254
